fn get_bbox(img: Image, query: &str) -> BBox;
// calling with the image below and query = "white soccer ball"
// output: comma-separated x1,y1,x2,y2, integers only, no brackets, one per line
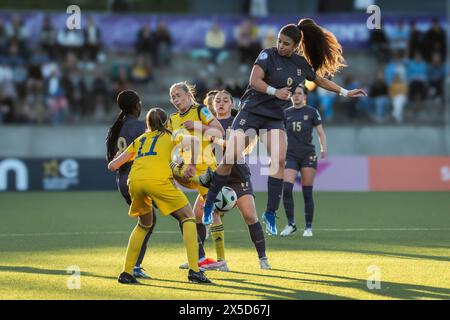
214,186,237,212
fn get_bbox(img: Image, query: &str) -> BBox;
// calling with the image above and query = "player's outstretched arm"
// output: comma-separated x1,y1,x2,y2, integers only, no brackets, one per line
108,151,133,171
313,75,367,98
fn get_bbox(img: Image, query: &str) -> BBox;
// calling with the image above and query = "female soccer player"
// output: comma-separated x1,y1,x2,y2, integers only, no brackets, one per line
108,108,211,284
212,90,270,270
203,18,366,236
168,82,227,271
281,85,326,237
105,89,155,279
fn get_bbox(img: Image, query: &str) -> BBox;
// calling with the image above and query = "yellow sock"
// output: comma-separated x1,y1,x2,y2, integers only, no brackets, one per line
122,223,150,275
211,223,225,261
182,219,199,272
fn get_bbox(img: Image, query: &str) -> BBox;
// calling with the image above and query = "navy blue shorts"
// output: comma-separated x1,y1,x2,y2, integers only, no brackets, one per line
232,109,285,133
285,152,318,170
117,175,132,205
226,179,254,199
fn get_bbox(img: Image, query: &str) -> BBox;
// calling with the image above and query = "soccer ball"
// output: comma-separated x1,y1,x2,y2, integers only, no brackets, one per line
214,186,237,212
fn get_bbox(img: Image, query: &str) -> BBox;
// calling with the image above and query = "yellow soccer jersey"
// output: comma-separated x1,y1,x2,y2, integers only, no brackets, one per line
168,104,217,169
126,131,181,182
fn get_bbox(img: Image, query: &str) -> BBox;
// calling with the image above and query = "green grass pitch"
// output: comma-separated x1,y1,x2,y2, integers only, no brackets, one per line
0,191,449,300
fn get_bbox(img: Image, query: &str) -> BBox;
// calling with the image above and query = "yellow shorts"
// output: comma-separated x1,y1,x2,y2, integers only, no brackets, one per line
128,179,189,217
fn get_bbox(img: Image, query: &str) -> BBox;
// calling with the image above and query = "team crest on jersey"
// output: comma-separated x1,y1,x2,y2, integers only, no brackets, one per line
297,69,302,76
304,115,308,121
258,52,268,60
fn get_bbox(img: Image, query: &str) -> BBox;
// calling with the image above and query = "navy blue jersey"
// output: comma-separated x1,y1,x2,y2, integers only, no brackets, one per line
116,115,147,177
218,116,251,184
284,105,322,158
240,47,316,120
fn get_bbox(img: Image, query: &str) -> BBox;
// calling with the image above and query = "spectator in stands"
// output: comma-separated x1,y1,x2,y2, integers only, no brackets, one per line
407,20,423,59
45,67,68,125
130,55,153,83
225,79,245,99
428,51,445,100
368,23,390,63
0,86,14,123
91,68,110,121
153,20,172,67
62,53,87,120
389,73,408,123
0,19,9,56
5,15,30,60
369,71,390,123
39,15,57,59
57,27,84,60
407,51,428,102
262,29,277,49
135,24,155,63
205,22,227,72
423,18,446,62
84,16,101,63
112,65,131,102
316,86,336,122
235,18,261,73
385,50,407,85
389,20,409,57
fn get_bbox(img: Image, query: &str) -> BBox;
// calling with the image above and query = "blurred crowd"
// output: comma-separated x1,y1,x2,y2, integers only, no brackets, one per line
0,13,447,126
0,14,173,125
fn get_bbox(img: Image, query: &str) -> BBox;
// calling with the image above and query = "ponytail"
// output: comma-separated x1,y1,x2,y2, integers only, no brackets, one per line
297,18,347,77
106,90,141,162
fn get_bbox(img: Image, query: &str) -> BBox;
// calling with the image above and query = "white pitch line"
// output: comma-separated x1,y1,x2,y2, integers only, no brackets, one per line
0,228,449,238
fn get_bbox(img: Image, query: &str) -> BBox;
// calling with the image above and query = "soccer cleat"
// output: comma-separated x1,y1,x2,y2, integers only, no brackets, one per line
179,262,189,270
262,211,277,236
199,167,214,188
199,258,227,270
217,261,230,272
259,257,271,270
202,203,214,225
303,228,313,237
280,223,297,237
118,272,139,284
133,267,150,279
179,258,225,271
188,269,212,284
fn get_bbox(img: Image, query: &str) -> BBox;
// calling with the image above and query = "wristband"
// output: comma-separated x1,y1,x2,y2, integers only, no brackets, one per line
339,88,349,97
266,86,276,96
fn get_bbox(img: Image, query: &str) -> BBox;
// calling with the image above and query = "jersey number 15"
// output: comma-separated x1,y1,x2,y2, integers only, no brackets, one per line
292,121,302,132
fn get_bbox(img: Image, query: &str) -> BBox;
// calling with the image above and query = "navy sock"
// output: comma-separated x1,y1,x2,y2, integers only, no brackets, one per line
248,222,266,259
205,172,230,206
302,186,314,229
283,182,295,225
136,210,156,267
266,177,284,213
196,223,207,260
